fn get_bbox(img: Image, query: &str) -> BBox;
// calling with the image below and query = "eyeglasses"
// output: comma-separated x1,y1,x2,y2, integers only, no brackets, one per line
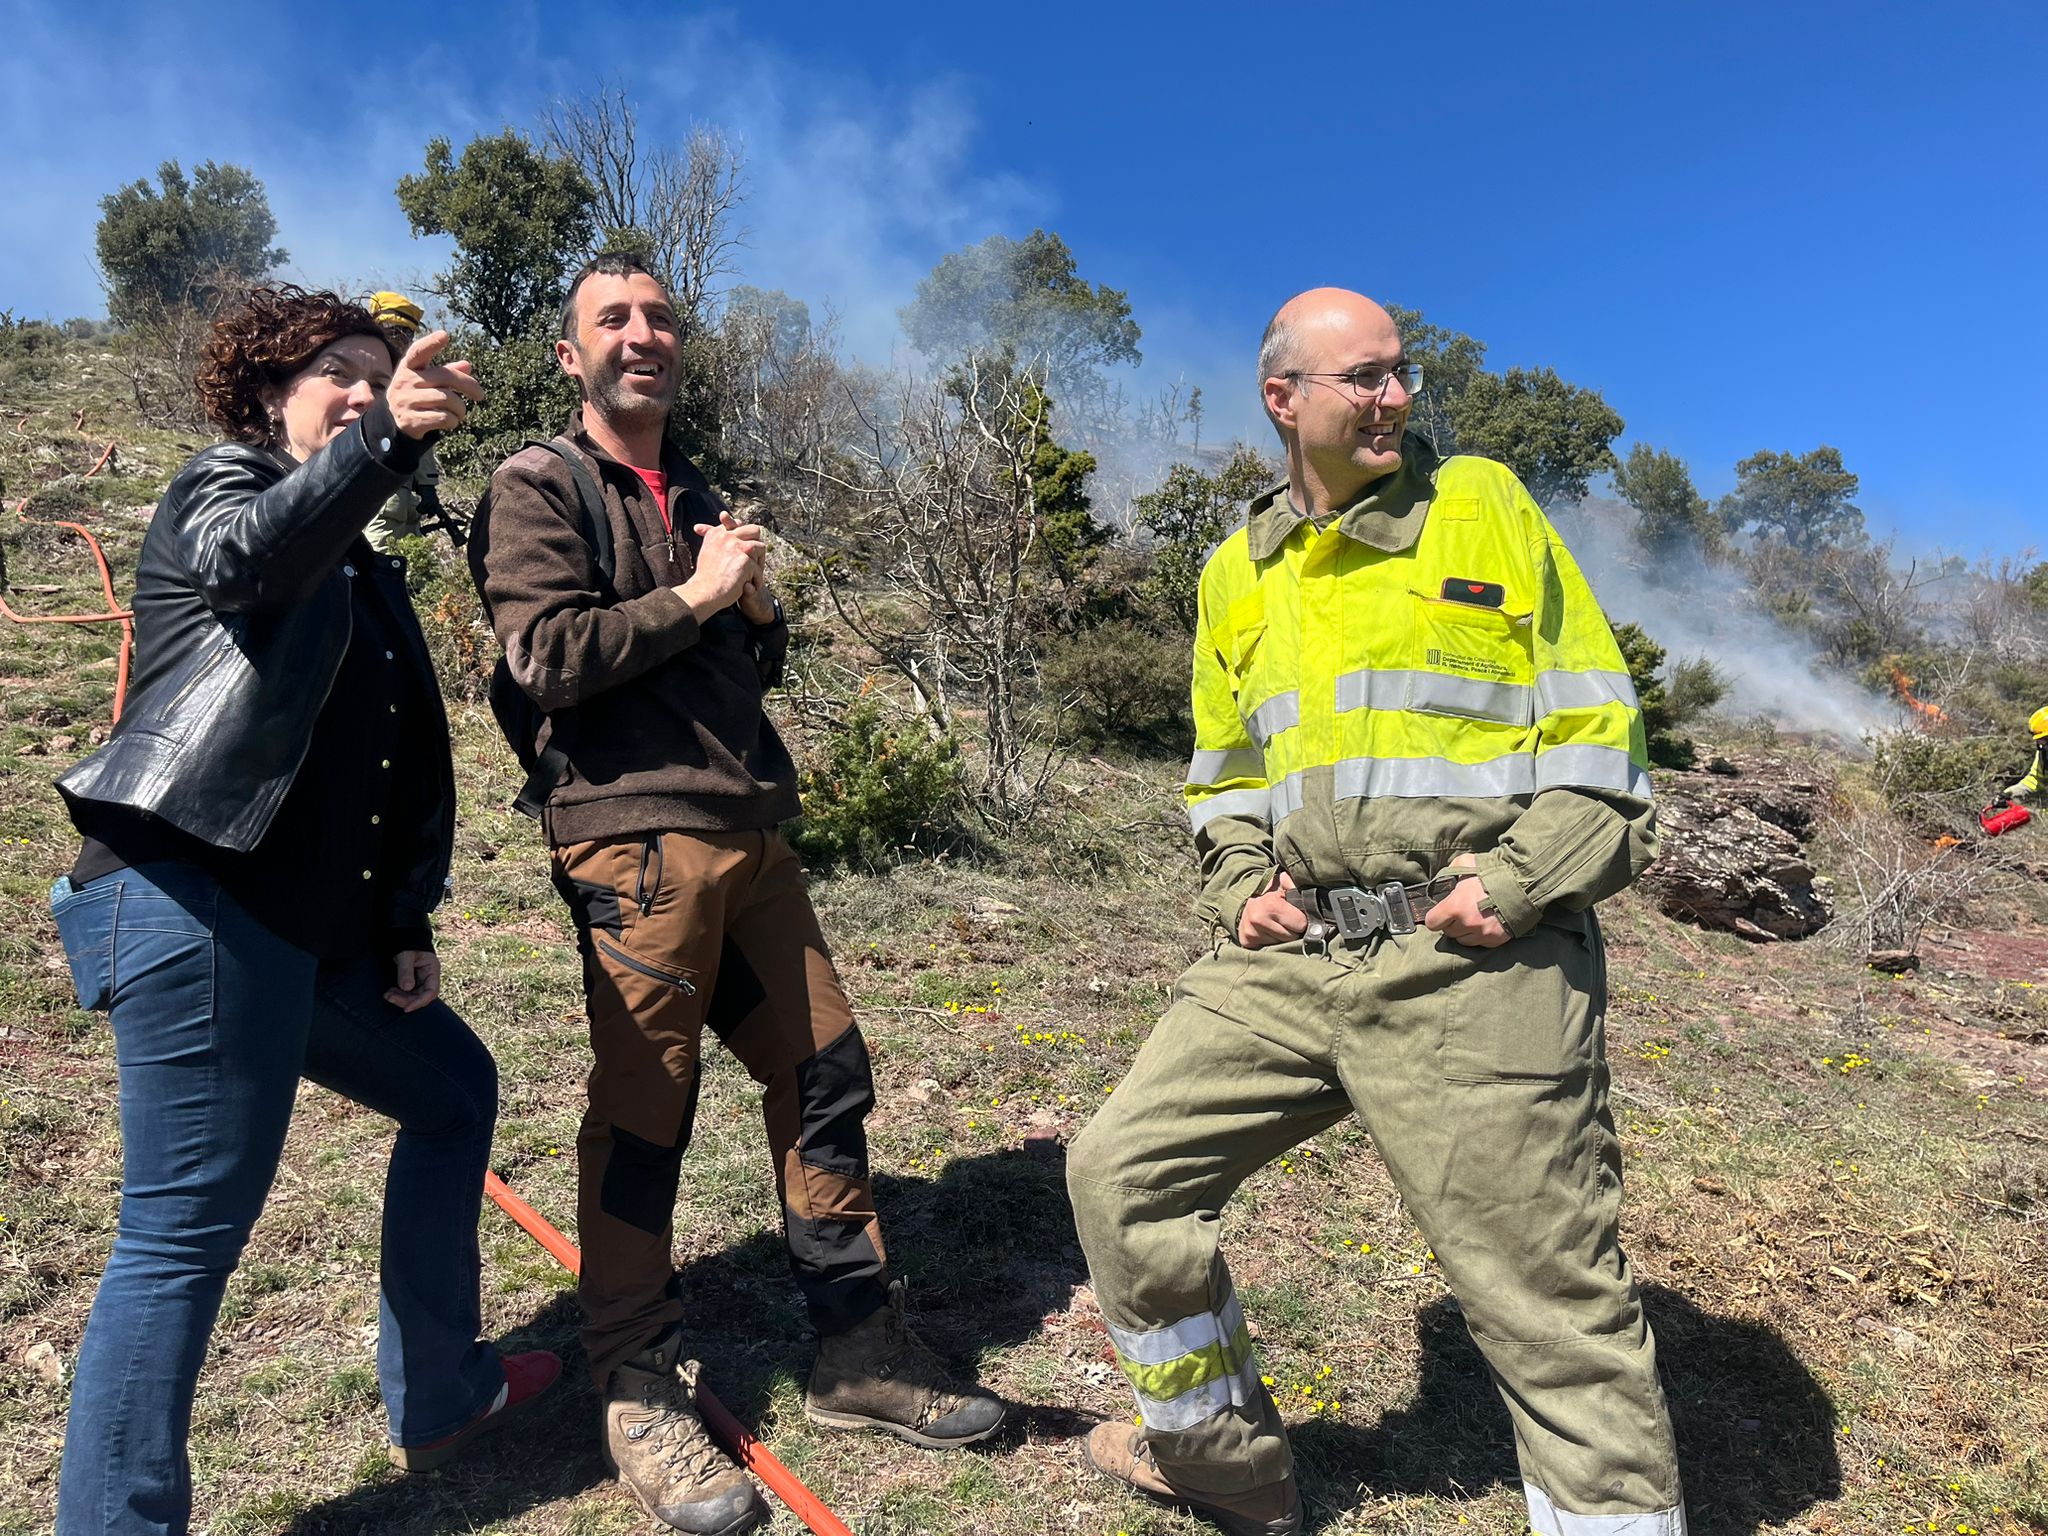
1289,362,1423,399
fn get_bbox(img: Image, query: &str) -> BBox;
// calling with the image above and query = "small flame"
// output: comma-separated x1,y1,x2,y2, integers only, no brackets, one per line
1889,667,1948,727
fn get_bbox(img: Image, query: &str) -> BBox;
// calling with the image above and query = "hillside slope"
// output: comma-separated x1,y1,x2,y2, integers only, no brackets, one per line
4,353,2046,1536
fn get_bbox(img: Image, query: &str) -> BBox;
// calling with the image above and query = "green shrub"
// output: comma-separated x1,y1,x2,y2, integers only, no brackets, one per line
1867,726,2012,826
1040,619,1192,751
789,702,963,869
1665,653,1731,726
407,548,493,703
0,314,64,385
1612,622,1695,770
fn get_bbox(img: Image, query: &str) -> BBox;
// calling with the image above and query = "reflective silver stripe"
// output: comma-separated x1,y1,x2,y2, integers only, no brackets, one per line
1333,669,1409,713
1259,744,1651,823
1270,772,1306,822
1332,753,1537,799
1524,1483,1688,1535
1187,787,1272,832
1532,743,1653,798
1335,667,1531,725
1408,673,1531,723
1535,668,1640,714
1103,1293,1248,1367
1186,747,1265,786
1130,1354,1263,1433
1245,691,1299,746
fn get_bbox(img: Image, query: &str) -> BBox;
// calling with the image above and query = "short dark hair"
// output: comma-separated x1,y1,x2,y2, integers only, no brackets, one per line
194,285,396,446
558,251,670,340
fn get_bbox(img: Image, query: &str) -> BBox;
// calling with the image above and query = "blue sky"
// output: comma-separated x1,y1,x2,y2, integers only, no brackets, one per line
5,0,2043,556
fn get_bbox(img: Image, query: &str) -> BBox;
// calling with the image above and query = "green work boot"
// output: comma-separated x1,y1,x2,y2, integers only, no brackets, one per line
602,1330,768,1536
805,1280,1006,1448
1084,1420,1302,1536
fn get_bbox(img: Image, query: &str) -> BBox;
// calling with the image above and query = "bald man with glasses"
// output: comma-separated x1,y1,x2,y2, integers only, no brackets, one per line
1065,288,1685,1536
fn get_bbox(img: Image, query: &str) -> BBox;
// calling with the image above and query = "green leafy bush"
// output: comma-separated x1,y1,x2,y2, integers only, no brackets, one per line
789,702,962,869
1040,619,1192,751
0,314,65,385
1868,727,2013,825
1665,653,1731,726
1611,622,1695,770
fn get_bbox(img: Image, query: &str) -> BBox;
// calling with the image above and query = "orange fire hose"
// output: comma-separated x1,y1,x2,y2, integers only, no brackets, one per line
482,1171,859,1536
3,439,134,721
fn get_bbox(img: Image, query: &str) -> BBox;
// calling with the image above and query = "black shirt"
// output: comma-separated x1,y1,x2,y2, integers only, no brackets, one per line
72,543,437,962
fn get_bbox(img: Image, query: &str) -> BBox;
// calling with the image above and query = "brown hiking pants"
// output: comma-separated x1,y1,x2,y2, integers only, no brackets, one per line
550,827,888,1387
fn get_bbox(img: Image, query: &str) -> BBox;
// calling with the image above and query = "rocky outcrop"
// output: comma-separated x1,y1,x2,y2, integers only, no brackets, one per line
1636,753,1833,940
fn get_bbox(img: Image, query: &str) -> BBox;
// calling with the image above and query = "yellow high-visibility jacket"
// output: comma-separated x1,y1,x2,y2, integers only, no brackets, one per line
1186,439,1656,939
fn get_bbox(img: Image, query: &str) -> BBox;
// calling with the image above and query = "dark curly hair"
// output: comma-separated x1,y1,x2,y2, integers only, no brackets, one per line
194,285,397,445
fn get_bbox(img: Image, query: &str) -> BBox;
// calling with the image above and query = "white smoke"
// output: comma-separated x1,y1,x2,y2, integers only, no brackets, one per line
1556,495,1895,742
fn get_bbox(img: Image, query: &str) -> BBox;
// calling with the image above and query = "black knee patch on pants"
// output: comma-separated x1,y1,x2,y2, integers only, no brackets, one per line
705,936,765,1043
552,872,623,941
601,1079,699,1235
795,1027,874,1179
788,1211,888,1335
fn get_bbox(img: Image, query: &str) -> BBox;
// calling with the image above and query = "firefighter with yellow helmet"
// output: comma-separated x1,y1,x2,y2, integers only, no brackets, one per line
2005,706,2048,802
1066,288,1684,1536
365,292,451,552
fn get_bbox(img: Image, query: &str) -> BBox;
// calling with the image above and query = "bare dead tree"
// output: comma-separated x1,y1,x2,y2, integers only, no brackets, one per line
540,84,640,239
717,299,866,492
105,266,245,430
540,86,747,324
790,358,1068,824
662,129,747,324
1953,552,2048,666
1816,537,1950,662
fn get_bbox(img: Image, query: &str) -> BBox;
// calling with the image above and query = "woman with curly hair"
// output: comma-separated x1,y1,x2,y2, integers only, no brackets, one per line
49,286,559,1535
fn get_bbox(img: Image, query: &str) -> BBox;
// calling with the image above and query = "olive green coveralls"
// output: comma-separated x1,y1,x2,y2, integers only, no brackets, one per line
1068,445,1687,1535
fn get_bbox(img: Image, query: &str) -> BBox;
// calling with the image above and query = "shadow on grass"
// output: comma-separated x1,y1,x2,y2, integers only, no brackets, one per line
1291,1284,1840,1535
284,1147,1088,1534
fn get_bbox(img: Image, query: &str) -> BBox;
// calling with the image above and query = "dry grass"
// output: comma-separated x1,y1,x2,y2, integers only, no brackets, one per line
4,353,2048,1535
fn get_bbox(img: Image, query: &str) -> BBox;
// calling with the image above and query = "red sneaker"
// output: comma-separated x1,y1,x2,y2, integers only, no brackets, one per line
389,1349,563,1471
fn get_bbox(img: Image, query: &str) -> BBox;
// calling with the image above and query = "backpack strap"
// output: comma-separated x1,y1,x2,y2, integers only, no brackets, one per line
525,436,615,585
506,437,615,817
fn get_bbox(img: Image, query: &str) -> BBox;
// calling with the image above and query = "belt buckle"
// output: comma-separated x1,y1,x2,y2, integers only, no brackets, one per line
1324,885,1386,940
1378,881,1416,935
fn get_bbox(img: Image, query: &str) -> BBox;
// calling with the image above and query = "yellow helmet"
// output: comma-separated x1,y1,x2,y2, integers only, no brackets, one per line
2032,705,2048,740
368,291,425,335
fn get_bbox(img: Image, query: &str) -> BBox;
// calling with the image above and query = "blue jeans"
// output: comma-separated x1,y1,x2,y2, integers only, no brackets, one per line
50,861,505,1536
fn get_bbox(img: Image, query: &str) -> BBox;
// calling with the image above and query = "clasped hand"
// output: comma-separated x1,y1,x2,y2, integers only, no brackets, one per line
676,511,775,623
1235,854,1509,949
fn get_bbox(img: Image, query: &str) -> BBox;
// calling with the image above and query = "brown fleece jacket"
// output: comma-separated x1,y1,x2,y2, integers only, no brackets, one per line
469,412,797,846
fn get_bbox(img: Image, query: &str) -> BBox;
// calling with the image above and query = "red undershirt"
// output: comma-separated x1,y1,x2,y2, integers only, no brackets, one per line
627,465,671,538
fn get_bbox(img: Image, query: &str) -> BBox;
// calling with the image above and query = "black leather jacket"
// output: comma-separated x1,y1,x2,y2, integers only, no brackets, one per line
57,407,456,937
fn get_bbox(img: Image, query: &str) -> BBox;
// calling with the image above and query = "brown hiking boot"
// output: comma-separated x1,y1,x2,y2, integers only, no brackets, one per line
602,1331,768,1536
805,1280,1005,1448
1083,1420,1302,1536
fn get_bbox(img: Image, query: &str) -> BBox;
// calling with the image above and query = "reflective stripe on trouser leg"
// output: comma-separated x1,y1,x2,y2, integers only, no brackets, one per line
1525,1483,1688,1535
1068,944,1355,1496
1104,1290,1265,1432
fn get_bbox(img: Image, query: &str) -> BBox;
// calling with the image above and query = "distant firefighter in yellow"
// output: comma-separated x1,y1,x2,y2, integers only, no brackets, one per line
2005,705,2048,802
364,292,449,551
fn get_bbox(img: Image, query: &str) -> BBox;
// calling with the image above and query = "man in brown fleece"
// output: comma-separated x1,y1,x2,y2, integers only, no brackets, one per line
469,252,1001,1536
